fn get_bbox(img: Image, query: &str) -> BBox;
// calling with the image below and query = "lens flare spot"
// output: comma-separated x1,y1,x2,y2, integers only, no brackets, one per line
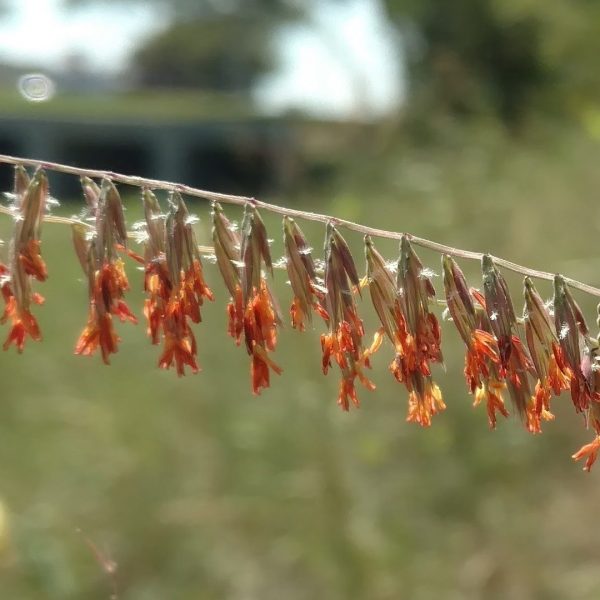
17,73,55,103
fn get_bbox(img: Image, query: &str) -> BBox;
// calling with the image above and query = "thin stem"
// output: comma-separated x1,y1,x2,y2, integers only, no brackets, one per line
0,203,91,228
0,153,599,298
45,214,91,228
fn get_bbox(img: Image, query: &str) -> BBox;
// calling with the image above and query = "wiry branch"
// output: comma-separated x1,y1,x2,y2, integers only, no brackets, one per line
0,153,599,297
2,154,600,471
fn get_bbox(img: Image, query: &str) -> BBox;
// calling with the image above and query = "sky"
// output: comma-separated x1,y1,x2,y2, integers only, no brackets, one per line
0,0,404,119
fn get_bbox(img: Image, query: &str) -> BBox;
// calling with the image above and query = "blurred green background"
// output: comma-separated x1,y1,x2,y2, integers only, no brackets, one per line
1,1,600,599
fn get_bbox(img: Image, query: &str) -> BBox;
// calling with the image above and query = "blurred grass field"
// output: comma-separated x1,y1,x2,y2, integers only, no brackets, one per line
1,123,600,599
0,89,255,122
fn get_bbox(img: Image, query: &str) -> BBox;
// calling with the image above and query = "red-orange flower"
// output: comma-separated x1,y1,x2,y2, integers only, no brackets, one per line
19,238,47,281
143,260,171,344
1,293,43,352
321,311,382,410
467,288,511,427
474,378,508,429
244,279,282,394
227,284,244,344
244,279,277,351
75,305,118,363
572,436,600,472
244,281,283,394
75,259,137,363
158,298,199,376
147,277,204,376
405,377,445,427
1,271,45,353
463,330,500,392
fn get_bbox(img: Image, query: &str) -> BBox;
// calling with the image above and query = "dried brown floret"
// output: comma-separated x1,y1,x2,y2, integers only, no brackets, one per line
554,274,597,413
365,235,400,343
482,255,538,431
524,277,571,419
75,179,137,363
237,203,282,394
2,168,48,352
283,216,327,330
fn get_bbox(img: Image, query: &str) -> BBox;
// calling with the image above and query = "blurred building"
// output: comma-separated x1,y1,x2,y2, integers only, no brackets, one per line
0,64,297,199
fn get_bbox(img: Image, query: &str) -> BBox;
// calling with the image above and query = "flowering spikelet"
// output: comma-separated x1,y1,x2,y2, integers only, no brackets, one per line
553,275,598,413
74,178,137,364
321,226,381,411
524,277,572,421
140,189,169,345
442,255,508,428
167,193,214,321
2,167,48,352
153,192,213,375
390,236,444,426
443,256,498,391
482,255,539,431
212,202,244,344
71,177,99,273
363,236,409,401
365,236,401,343
239,203,282,395
283,216,328,330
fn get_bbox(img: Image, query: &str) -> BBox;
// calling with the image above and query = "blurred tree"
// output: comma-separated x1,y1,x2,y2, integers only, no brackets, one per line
69,0,600,122
68,0,304,22
69,0,306,92
381,0,544,123
132,17,272,92
381,0,600,124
